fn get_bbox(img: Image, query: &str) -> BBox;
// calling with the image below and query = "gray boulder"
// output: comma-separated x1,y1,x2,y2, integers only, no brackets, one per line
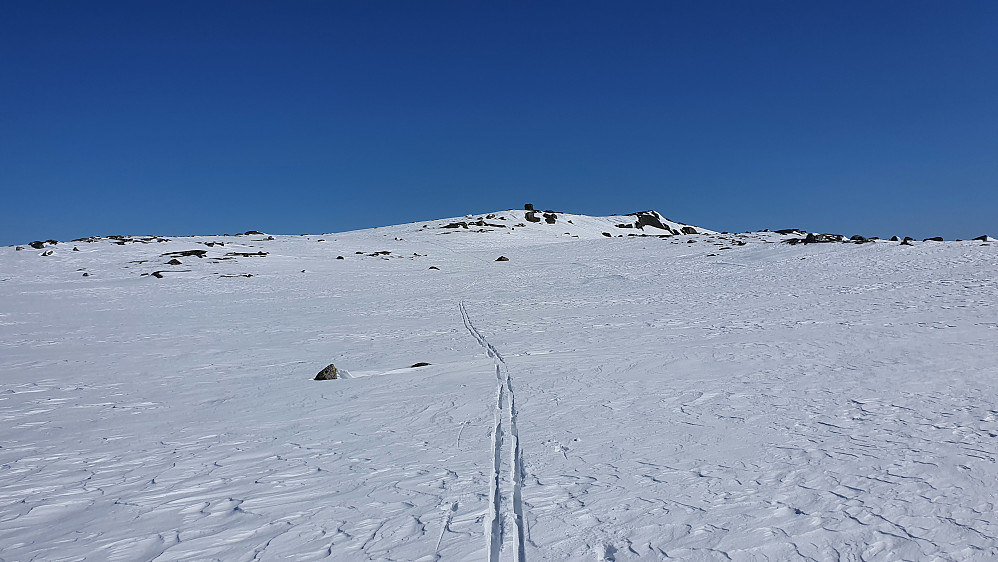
314,364,339,380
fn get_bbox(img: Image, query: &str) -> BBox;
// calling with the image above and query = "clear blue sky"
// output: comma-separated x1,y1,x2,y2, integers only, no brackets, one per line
2,1,995,244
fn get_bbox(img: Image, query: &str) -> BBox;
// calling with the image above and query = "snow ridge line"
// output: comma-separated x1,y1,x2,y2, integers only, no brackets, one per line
460,302,527,562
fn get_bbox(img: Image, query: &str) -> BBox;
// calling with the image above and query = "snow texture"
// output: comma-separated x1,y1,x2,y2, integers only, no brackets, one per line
1,210,996,561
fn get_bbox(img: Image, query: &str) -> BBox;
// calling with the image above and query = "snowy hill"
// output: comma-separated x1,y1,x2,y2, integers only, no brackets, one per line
1,211,997,560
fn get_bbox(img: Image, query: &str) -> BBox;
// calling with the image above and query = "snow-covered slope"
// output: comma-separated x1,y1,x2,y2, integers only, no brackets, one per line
1,214,996,560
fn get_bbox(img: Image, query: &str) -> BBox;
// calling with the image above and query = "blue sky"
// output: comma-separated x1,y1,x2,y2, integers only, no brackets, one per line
2,1,995,244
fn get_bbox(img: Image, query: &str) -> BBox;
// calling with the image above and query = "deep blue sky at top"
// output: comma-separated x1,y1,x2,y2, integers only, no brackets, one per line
1,1,995,244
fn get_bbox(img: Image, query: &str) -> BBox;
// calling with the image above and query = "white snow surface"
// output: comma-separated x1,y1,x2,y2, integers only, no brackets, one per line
1,210,997,561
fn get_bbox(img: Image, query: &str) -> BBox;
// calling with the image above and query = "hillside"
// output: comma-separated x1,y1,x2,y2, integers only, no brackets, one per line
1,211,996,561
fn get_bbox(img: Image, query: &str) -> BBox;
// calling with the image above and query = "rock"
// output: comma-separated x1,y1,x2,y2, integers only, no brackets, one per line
15,246,23,251
923,237,943,242
543,212,557,224
82,272,89,277
632,211,669,231
41,250,54,256
972,235,989,241
614,223,633,229
29,241,45,249
166,258,183,265
336,256,344,260
266,236,275,240
850,235,868,243
524,203,534,211
496,256,509,261
225,251,269,257
525,211,541,223
314,363,339,380
680,226,699,235
73,246,80,251
151,271,164,278
162,250,208,258
45,240,58,245
410,362,431,368
775,229,802,235
687,239,696,243
428,266,439,270
442,222,469,229
602,232,612,237
889,236,900,241
900,239,913,246
244,230,264,235
804,233,844,244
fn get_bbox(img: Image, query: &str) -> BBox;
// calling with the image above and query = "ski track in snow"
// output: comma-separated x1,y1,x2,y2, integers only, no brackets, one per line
461,301,527,562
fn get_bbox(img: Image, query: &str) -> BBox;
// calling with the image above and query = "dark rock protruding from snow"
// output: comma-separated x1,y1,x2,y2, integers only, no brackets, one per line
680,226,699,235
973,235,989,241
850,235,869,243
524,203,534,211
923,237,943,242
166,259,183,265
163,250,208,258
632,211,670,231
496,256,509,261
226,251,268,257
890,236,900,241
543,212,557,224
525,211,541,223
410,362,431,368
807,233,844,243
314,364,339,380
29,241,45,249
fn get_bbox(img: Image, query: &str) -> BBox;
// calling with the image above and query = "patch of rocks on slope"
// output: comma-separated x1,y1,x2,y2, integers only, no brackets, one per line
611,211,701,237
779,231,994,246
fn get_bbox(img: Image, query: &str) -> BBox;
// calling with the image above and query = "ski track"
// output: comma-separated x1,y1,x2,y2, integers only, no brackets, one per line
461,301,527,562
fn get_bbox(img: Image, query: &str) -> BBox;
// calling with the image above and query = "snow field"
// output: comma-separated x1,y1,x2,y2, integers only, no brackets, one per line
1,212,996,560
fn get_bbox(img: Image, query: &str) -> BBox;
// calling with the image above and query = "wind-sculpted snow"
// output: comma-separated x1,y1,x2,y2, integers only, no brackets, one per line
1,216,996,560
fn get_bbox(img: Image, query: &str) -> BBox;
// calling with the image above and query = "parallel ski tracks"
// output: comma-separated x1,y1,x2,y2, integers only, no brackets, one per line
460,302,527,562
